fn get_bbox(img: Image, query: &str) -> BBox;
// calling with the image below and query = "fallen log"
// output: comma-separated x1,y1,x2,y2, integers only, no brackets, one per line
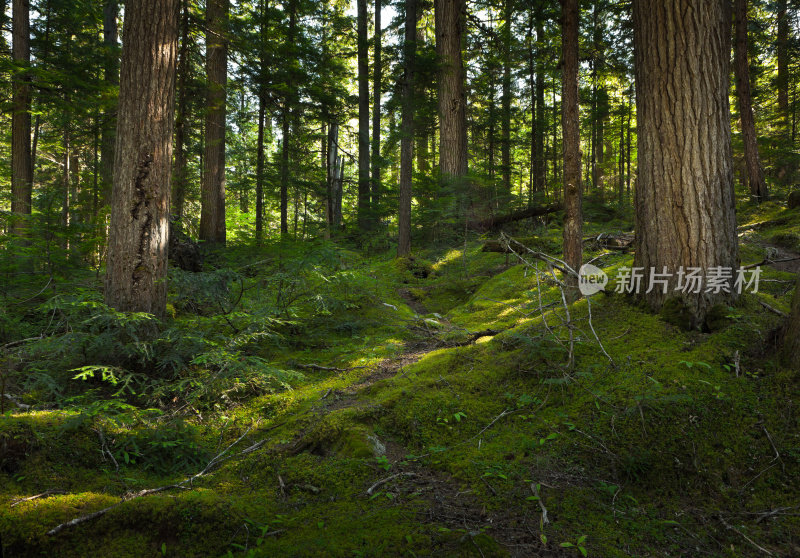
482,236,556,253
470,203,562,231
582,232,635,251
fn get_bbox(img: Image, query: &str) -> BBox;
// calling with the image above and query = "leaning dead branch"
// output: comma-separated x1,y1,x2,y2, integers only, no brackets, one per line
499,232,614,369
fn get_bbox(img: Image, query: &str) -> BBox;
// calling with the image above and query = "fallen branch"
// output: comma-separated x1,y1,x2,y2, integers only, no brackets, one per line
718,515,774,556
759,301,788,318
530,483,549,525
2,393,31,410
11,490,67,507
47,427,254,536
366,472,417,496
297,363,369,373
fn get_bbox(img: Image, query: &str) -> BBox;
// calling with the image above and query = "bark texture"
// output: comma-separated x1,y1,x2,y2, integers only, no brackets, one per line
632,0,738,327
561,0,583,300
105,0,178,317
776,0,789,122
172,0,190,219
734,0,767,201
371,0,382,220
435,0,467,180
398,0,417,257
11,0,32,236
357,0,371,231
199,0,228,245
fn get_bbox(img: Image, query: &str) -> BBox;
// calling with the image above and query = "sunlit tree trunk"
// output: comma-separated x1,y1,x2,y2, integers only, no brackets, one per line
105,0,178,317
633,0,738,327
11,0,32,237
199,0,228,245
562,0,582,301
734,0,767,201
398,0,417,257
435,0,467,181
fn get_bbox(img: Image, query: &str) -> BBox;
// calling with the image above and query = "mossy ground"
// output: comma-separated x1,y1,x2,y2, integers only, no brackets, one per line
2,202,799,557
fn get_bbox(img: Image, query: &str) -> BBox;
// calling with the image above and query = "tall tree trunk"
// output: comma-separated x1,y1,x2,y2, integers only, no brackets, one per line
100,0,118,206
776,0,789,124
562,0,582,302
105,0,178,318
62,120,70,241
199,0,228,245
734,0,767,201
11,0,32,237
279,0,297,236
280,109,290,235
255,92,266,243
398,0,417,257
327,123,339,230
633,0,738,328
618,107,625,205
527,15,536,201
372,0,382,223
436,0,467,182
535,17,546,194
626,93,632,198
172,0,190,219
500,0,512,202
357,0,371,232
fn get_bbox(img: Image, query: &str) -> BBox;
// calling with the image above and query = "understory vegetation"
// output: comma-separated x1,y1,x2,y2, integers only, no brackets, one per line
1,199,798,557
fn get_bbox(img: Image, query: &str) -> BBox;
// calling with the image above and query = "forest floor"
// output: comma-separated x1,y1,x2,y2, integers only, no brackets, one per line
1,199,799,557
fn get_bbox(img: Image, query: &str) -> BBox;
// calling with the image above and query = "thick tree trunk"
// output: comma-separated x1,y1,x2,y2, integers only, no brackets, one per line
11,0,32,237
783,274,800,371
100,0,118,207
371,0,382,222
632,0,738,328
105,0,178,318
562,0,582,301
199,0,228,245
435,0,467,182
172,0,189,219
734,0,767,201
357,0,371,232
398,0,417,257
